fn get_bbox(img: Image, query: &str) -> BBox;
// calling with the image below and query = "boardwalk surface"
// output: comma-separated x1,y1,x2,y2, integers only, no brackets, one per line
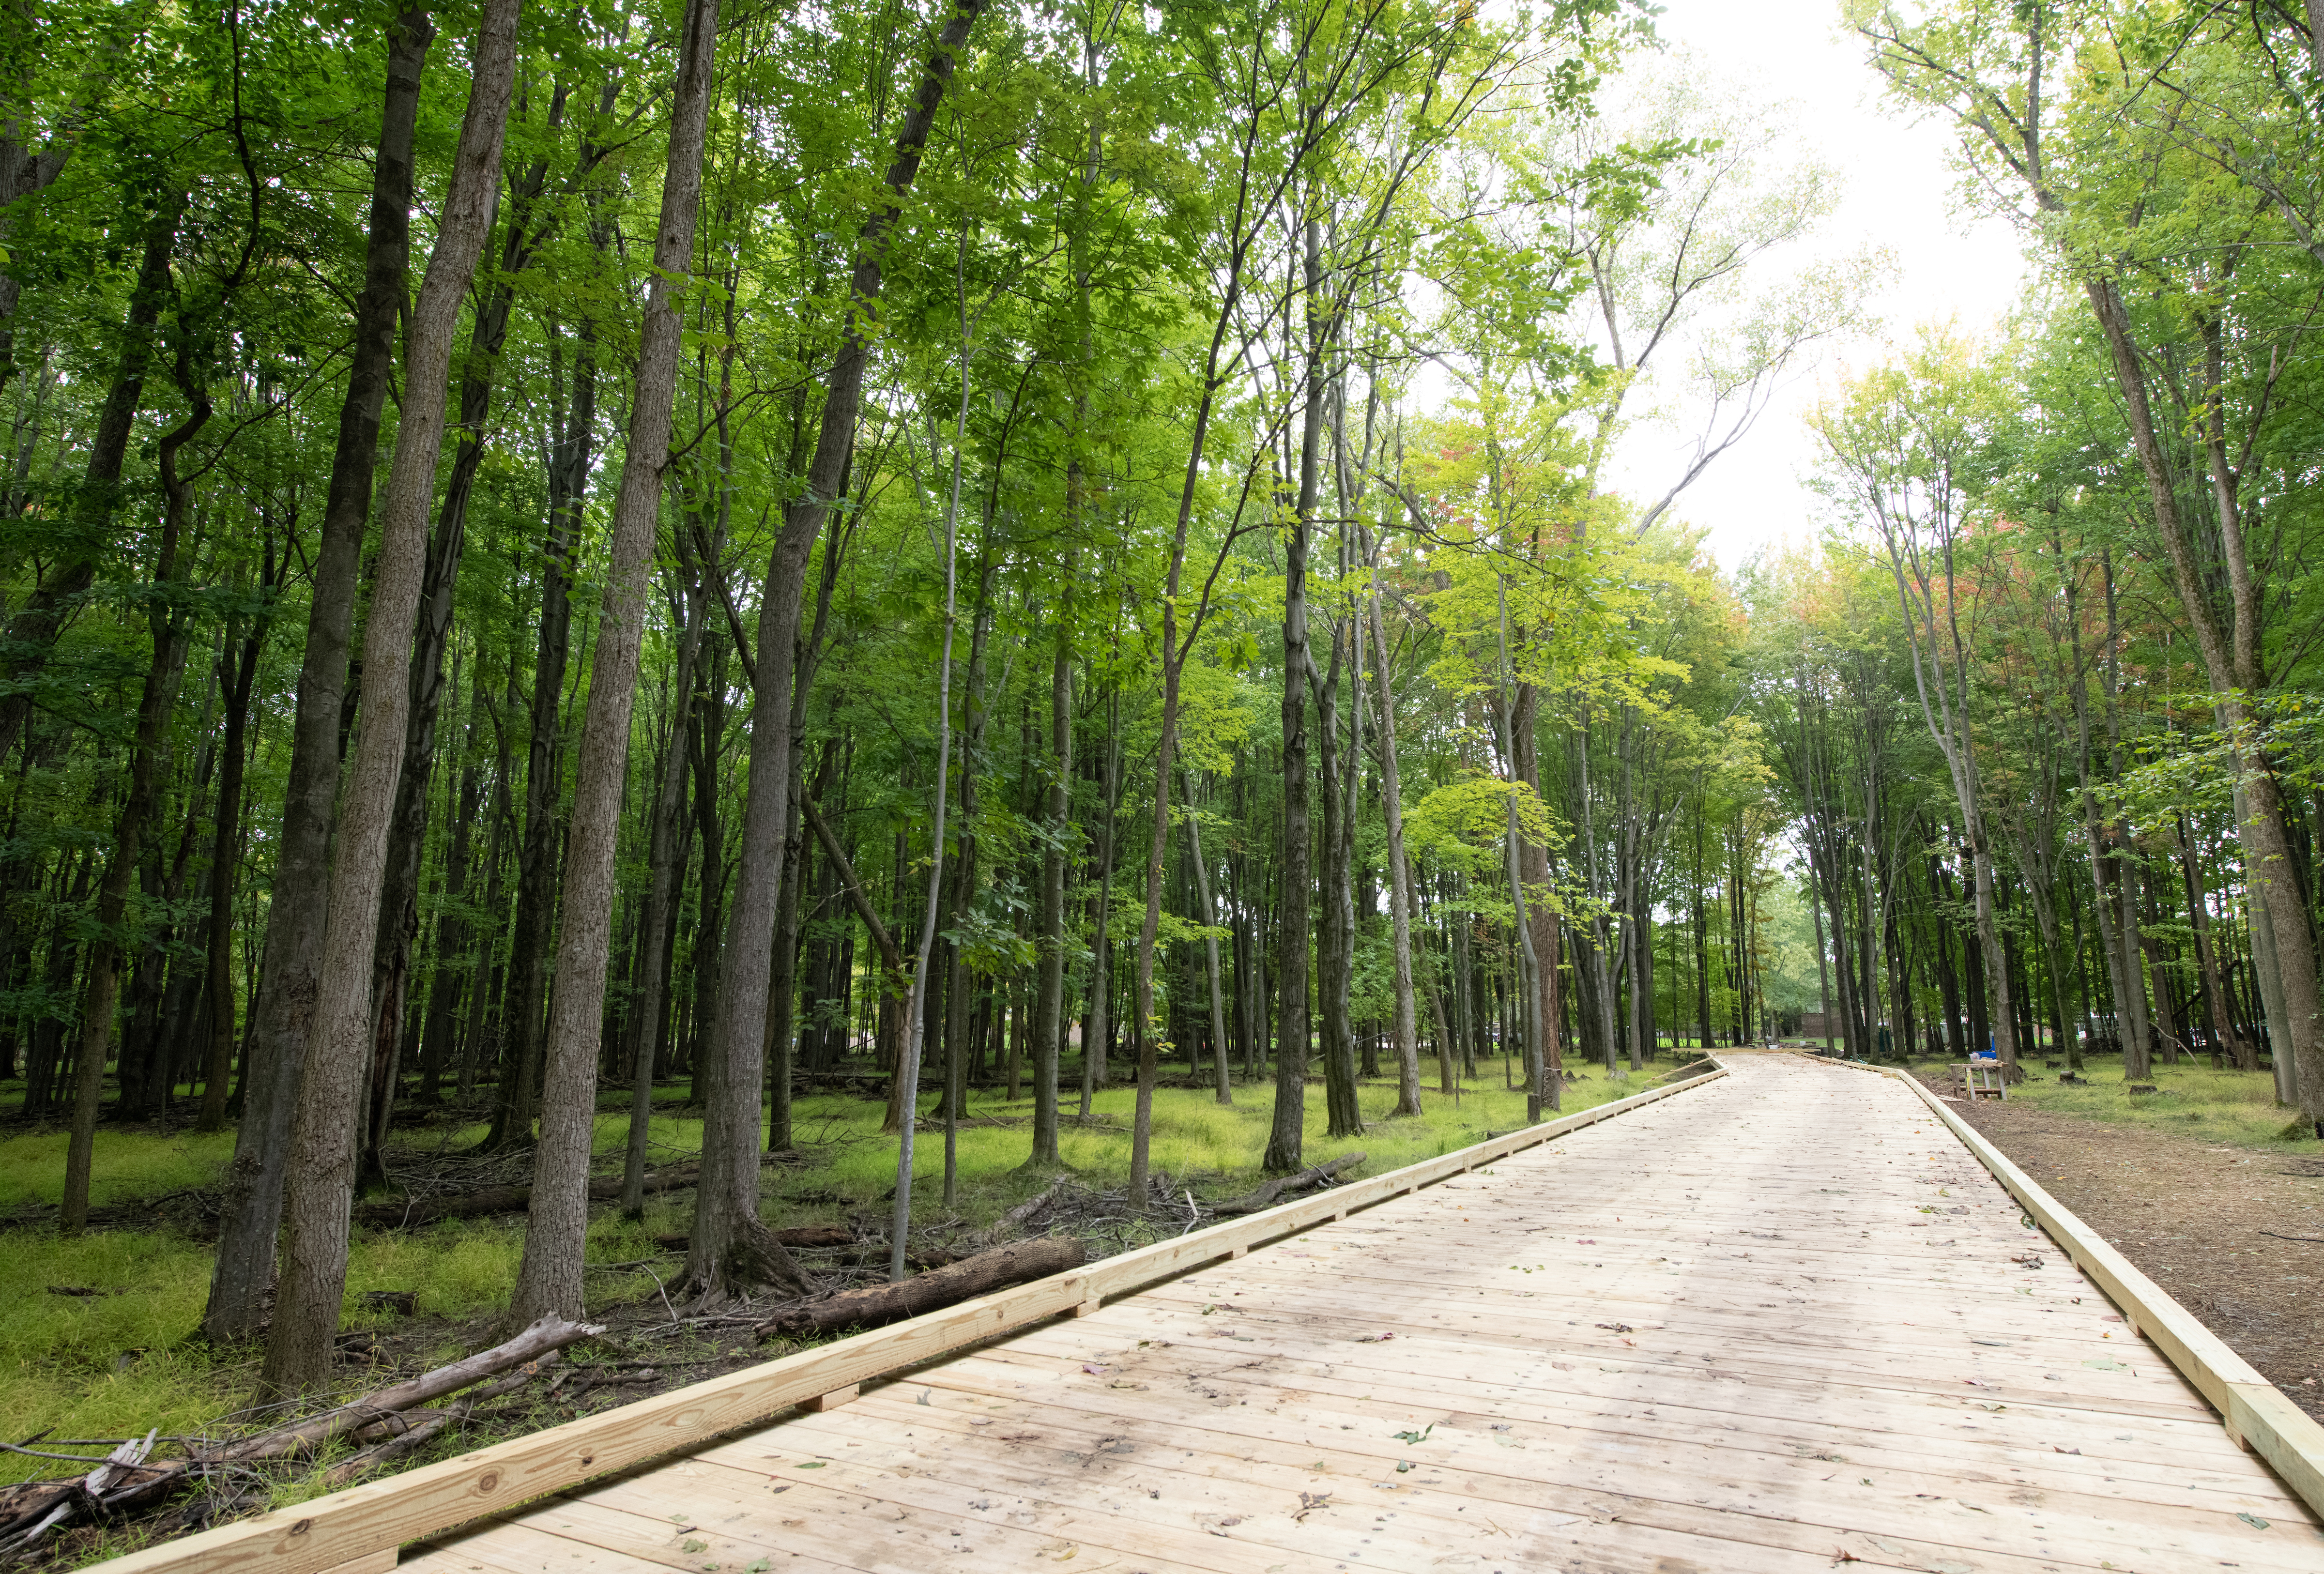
401,1055,2323,1574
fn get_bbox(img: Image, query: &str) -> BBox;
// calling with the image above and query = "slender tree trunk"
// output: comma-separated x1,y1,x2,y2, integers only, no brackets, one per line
1183,770,1232,1107
1496,583,1546,1120
1364,544,1421,1115
1025,581,1073,1167
622,581,705,1213
417,672,483,1104
489,305,594,1149
196,583,266,1132
204,5,433,1346
460,667,518,1100
260,0,519,1394
514,0,723,1323
1265,489,1313,1172
688,0,983,1298
62,388,202,1230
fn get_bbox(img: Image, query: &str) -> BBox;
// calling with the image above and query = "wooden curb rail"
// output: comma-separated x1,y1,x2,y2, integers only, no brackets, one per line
1818,1054,2324,1523
95,1061,1728,1574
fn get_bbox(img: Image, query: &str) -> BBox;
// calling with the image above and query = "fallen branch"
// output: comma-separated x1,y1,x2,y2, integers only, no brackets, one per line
0,1316,599,1557
1209,1152,1364,1216
977,1179,1068,1242
207,1314,602,1466
353,1150,808,1229
651,1224,852,1253
758,1238,1086,1337
322,1350,570,1490
351,1169,702,1229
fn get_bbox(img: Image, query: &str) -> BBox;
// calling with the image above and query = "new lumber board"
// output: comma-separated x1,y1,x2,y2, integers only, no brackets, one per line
1821,1054,2324,1524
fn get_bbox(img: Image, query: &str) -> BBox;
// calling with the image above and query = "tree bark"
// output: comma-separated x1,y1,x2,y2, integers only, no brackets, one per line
62,380,201,1231
1182,769,1232,1106
621,575,706,1214
205,6,434,1345
260,0,520,1395
365,93,579,1167
1025,581,1073,1165
488,305,595,1150
1266,506,1313,1173
514,0,725,1325
195,578,268,1133
1364,540,1421,1116
686,0,984,1299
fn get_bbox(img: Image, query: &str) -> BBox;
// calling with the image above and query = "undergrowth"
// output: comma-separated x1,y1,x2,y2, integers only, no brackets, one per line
0,1059,1668,1490
1896,1054,2308,1150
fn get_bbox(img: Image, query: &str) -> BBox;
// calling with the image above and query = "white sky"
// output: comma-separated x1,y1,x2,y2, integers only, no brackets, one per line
1597,0,2030,569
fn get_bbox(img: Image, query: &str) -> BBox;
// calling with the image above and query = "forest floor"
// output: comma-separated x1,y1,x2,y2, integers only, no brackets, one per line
1902,1057,2324,1425
0,1053,1682,1568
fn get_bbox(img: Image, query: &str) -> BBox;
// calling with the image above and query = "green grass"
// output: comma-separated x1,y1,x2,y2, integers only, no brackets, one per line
1896,1054,2310,1150
0,1124,240,1210
0,1057,1677,1486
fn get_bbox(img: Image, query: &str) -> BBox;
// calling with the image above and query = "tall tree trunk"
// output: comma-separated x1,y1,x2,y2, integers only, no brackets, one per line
260,0,519,1395
1182,769,1232,1107
365,98,580,1171
417,670,485,1103
620,579,704,1214
196,554,269,1132
489,303,594,1149
515,0,723,1323
1079,693,1119,1115
1309,614,1362,1138
940,557,995,1205
205,8,434,1345
2084,276,2324,1125
459,660,519,1100
1025,579,1073,1167
1266,517,1313,1172
689,0,985,1298
1364,542,1421,1116
62,384,202,1230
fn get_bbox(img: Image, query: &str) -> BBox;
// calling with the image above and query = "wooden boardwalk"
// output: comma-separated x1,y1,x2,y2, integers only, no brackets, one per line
398,1055,2321,1574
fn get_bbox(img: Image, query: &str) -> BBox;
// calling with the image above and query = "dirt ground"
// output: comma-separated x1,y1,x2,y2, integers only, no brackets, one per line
1925,1074,2324,1424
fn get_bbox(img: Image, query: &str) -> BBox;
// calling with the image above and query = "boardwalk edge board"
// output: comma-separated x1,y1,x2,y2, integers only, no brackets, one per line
91,1060,1728,1574
1824,1053,2324,1522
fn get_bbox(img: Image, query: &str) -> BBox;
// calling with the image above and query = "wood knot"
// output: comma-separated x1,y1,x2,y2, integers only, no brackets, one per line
477,1471,501,1493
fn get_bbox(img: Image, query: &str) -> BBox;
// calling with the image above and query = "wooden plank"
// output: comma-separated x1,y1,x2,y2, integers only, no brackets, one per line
81,1267,1088,1574
86,1067,1729,1574
1824,1056,2324,1524
377,1055,2320,1574
317,1553,397,1574
948,1328,2305,1505
783,1382,2293,1574
907,1350,2324,1570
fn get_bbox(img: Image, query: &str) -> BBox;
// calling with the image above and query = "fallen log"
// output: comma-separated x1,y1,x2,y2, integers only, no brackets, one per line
352,1149,807,1229
0,1316,598,1558
208,1313,602,1465
323,1347,573,1489
351,1169,698,1228
758,1238,1086,1337
651,1224,852,1253
1210,1152,1364,1216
